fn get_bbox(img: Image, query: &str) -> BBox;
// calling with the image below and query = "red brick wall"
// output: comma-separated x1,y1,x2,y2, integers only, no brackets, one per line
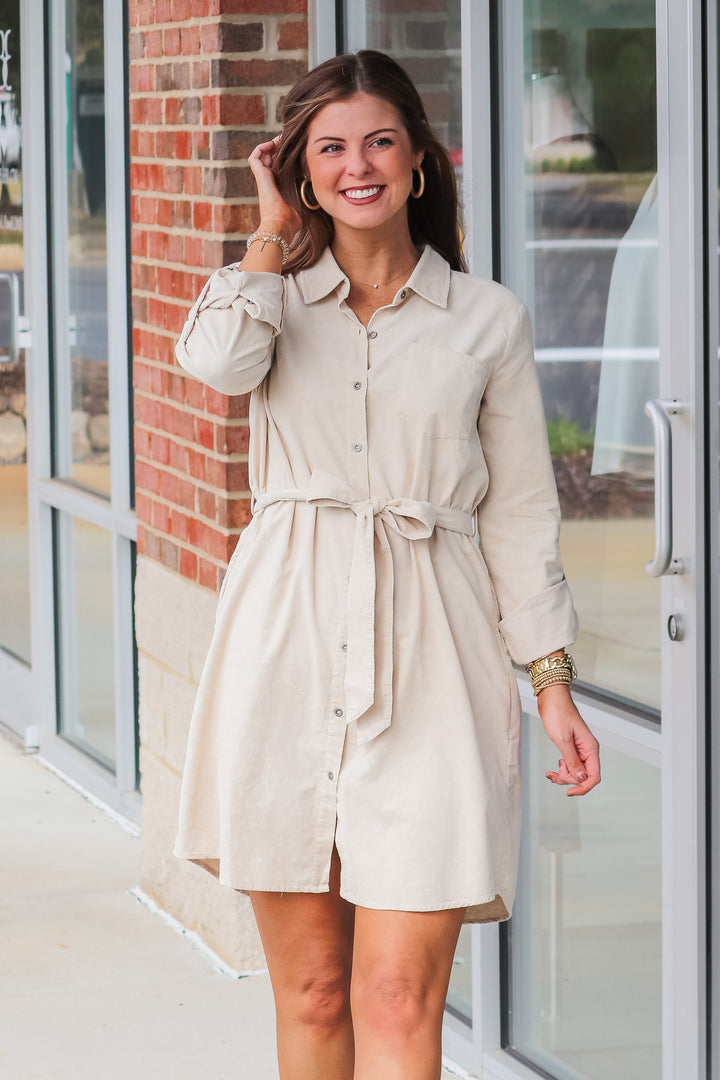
129,0,308,591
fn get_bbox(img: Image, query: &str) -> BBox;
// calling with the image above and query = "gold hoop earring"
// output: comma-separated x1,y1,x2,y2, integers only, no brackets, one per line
411,165,425,199
300,177,320,211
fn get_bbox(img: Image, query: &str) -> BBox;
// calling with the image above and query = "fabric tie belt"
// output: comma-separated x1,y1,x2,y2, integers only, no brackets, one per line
254,471,474,744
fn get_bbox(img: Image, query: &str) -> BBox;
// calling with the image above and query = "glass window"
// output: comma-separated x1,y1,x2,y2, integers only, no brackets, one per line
507,716,661,1079
506,0,660,711
0,0,30,665
52,0,111,495
56,511,116,769
347,1,462,169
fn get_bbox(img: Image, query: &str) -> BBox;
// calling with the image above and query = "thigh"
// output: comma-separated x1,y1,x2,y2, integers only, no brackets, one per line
250,846,355,998
351,906,465,1007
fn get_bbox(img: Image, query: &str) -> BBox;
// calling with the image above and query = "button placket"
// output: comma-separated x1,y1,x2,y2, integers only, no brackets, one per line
347,324,371,491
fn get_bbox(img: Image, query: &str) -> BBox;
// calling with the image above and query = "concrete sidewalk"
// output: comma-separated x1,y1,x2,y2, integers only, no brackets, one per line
0,729,279,1080
0,729,469,1080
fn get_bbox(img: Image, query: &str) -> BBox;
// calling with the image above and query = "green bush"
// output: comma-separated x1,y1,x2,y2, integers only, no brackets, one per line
546,419,594,456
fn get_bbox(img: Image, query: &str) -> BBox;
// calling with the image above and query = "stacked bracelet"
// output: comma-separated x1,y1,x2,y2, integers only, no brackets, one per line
246,231,290,264
526,652,577,696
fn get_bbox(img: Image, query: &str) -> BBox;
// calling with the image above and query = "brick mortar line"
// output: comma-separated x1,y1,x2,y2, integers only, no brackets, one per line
136,489,250,528
134,410,250,436
133,396,250,429
132,14,304,29
140,522,248,557
128,83,298,96
132,194,260,202
135,423,249,450
130,131,272,142
138,484,252,508
135,436,249,465
133,320,186,338
129,52,304,64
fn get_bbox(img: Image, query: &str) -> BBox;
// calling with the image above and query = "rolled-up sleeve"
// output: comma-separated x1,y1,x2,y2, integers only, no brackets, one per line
175,267,285,395
477,301,578,664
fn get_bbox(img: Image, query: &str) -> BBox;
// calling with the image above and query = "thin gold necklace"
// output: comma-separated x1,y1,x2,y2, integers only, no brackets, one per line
350,257,418,290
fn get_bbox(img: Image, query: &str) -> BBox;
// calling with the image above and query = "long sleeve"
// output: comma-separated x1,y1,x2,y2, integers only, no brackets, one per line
477,301,578,664
175,267,285,395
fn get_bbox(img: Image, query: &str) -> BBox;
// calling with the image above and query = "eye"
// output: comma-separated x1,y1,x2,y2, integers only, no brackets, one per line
371,136,393,148
319,142,343,153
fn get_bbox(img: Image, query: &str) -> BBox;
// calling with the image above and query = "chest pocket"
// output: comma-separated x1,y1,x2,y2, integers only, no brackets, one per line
394,342,491,440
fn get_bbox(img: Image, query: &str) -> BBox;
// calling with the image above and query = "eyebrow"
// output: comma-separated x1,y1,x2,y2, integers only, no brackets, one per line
312,127,398,144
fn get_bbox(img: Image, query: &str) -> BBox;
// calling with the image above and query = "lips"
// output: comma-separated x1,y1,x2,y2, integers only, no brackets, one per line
340,185,385,203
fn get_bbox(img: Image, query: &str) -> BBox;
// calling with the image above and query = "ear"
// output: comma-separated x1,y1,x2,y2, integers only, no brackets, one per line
414,152,425,170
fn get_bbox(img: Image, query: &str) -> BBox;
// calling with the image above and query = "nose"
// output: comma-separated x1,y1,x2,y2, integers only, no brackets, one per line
345,146,373,177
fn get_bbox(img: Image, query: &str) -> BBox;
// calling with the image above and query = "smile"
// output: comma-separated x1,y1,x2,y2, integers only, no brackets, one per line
341,186,384,201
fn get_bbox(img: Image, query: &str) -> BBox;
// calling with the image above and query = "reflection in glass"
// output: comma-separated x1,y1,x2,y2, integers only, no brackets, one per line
508,716,661,1079
357,1,462,165
519,1,660,709
0,0,30,665
57,513,116,769
54,0,111,494
447,923,472,1022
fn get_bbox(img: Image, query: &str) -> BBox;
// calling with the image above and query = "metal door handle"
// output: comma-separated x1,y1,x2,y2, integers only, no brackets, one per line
0,270,21,364
644,398,684,577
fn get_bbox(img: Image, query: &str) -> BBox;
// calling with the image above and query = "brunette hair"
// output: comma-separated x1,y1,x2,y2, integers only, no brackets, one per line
273,50,467,274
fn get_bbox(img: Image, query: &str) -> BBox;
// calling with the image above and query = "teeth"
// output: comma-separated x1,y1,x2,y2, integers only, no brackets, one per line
344,186,381,199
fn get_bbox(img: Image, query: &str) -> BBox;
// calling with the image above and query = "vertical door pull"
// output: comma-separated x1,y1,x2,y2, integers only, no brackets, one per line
644,398,684,577
0,271,20,364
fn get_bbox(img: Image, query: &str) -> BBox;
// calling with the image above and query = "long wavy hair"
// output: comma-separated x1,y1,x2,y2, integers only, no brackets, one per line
273,50,467,275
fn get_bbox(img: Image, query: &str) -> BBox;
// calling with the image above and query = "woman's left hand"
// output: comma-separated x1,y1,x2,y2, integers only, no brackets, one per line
537,684,601,796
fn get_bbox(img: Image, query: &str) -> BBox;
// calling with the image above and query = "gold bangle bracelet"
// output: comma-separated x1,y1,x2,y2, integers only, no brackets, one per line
526,652,577,696
532,673,573,697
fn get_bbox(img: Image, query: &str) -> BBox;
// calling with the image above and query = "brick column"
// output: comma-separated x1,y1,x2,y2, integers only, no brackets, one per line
130,0,307,593
128,0,308,969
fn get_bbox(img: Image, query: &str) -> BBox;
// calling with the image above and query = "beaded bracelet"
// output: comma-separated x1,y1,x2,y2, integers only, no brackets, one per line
246,231,290,264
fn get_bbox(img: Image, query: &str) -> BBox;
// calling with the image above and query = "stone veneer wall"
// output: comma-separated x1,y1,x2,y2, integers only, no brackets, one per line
128,0,307,970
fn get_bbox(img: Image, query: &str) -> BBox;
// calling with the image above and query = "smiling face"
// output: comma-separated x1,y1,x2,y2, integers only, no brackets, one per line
304,92,423,237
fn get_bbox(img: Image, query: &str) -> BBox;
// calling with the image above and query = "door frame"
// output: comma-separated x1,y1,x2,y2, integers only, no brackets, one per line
6,0,140,821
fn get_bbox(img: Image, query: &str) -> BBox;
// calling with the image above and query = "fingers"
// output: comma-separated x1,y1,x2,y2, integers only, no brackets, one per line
545,746,601,796
248,137,282,174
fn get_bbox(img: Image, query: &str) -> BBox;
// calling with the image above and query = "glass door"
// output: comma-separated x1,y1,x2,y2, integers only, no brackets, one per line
498,2,707,1079
3,0,138,817
0,0,34,738
500,5,662,1076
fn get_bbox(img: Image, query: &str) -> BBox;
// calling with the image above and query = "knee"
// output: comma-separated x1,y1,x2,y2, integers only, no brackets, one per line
352,969,438,1037
286,968,352,1033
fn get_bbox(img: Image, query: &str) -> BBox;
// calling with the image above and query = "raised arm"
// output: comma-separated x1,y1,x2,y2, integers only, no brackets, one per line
176,136,301,396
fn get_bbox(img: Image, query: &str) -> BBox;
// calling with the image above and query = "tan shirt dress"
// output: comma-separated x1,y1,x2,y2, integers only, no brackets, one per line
173,244,578,923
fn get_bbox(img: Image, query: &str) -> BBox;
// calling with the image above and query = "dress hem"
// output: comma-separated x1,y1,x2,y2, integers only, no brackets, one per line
175,852,509,920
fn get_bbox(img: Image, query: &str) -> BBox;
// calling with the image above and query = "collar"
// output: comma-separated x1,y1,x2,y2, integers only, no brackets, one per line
295,243,451,309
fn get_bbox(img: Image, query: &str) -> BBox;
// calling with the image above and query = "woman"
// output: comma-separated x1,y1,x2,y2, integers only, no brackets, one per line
174,50,600,1080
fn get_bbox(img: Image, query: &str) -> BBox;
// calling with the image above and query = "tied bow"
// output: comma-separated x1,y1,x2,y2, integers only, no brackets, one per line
256,471,474,744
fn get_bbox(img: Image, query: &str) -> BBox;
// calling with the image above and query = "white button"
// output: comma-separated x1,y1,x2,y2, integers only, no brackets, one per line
353,381,362,390
334,708,344,717
353,443,362,452
342,643,348,651
368,330,378,339
328,771,334,781
399,290,407,299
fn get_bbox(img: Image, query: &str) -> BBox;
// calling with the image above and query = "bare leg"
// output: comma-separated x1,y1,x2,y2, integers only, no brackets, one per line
250,847,355,1080
350,905,465,1080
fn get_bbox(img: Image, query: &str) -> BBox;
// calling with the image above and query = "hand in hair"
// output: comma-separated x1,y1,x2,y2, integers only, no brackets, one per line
248,136,302,242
